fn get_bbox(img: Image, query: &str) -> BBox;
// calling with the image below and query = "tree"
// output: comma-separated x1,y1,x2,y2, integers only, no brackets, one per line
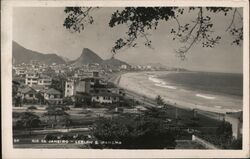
63,96,74,105
13,81,22,107
155,95,165,105
143,107,168,120
216,121,232,139
61,115,72,130
51,77,66,93
63,7,243,59
27,106,37,111
92,113,176,149
230,137,242,149
16,112,41,135
36,92,45,105
14,95,22,107
75,93,91,108
43,106,69,127
216,120,233,148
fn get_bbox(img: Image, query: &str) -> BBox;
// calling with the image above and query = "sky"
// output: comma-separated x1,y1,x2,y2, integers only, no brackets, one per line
13,7,243,73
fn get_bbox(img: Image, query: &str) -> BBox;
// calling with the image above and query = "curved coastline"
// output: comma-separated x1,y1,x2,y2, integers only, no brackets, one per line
117,71,243,114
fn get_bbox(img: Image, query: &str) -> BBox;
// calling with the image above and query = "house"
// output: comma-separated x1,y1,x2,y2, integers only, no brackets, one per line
38,74,52,87
64,79,91,97
25,72,39,86
54,69,65,74
14,67,26,77
120,65,128,70
74,70,99,80
25,72,52,87
44,88,63,105
17,86,37,101
65,80,75,97
75,80,91,94
91,92,120,104
31,85,47,92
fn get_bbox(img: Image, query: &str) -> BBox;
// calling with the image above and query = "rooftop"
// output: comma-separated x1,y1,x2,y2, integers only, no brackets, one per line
18,86,36,94
92,92,120,97
45,88,61,95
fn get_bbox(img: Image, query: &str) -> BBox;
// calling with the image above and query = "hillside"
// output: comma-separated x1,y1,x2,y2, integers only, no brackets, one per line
101,57,130,68
12,41,65,65
71,48,103,67
13,42,130,69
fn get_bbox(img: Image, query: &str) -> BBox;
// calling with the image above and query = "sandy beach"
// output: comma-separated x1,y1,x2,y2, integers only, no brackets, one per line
117,71,243,114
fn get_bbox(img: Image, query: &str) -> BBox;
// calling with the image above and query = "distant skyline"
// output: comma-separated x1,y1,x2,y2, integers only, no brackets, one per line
13,7,243,73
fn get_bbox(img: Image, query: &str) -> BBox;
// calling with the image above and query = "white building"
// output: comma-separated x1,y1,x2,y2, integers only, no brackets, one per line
120,64,128,70
25,73,39,86
91,92,119,104
74,70,99,79
64,79,91,97
65,81,75,97
38,74,52,87
14,67,26,77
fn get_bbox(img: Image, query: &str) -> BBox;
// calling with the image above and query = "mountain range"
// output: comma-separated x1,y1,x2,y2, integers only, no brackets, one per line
13,41,66,65
12,41,130,68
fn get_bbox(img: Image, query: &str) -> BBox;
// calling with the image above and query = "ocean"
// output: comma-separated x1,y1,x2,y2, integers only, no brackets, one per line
119,71,243,113
158,72,243,97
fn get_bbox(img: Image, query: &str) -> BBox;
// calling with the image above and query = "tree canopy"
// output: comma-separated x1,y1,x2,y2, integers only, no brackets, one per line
92,114,177,149
63,7,243,59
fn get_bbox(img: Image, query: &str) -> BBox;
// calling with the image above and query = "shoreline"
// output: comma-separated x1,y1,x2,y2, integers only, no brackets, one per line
110,71,242,117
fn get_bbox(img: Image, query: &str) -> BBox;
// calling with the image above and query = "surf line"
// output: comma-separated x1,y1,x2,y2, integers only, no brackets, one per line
154,83,177,89
196,94,216,100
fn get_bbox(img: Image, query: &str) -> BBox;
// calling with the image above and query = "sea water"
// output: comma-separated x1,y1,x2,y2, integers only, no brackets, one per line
146,71,243,113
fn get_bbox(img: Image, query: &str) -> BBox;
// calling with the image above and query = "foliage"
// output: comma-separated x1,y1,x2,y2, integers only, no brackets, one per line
155,95,165,105
61,115,72,128
63,7,243,59
75,94,91,107
14,96,22,107
216,120,233,140
63,96,74,105
15,112,41,134
27,106,37,112
212,120,234,148
51,76,66,93
92,114,177,149
36,92,45,104
12,81,20,97
44,134,58,140
143,107,168,120
22,98,38,104
229,137,242,149
43,106,69,127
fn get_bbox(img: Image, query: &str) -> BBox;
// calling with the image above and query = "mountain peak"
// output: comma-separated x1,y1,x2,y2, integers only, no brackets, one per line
72,48,103,66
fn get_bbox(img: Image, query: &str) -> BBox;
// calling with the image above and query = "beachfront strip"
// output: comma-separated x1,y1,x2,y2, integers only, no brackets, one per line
12,60,243,149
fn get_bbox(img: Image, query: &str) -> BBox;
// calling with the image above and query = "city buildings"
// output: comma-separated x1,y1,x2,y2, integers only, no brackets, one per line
25,72,39,86
44,88,63,105
91,92,120,104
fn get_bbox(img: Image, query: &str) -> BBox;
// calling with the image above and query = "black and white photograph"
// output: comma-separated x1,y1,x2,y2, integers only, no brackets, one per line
1,0,249,158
